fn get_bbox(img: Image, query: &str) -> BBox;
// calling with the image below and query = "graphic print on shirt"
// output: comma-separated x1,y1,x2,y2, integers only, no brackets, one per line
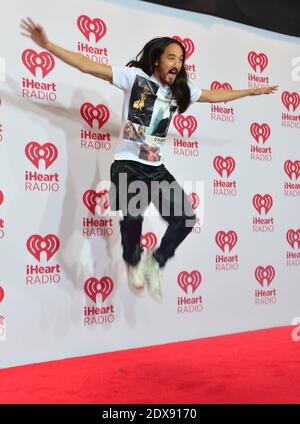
123,75,177,162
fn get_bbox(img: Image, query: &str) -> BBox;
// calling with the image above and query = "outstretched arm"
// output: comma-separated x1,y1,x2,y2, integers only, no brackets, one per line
20,17,112,82
198,86,278,103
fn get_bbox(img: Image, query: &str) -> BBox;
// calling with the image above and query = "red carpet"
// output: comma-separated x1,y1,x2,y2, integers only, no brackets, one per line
0,326,299,404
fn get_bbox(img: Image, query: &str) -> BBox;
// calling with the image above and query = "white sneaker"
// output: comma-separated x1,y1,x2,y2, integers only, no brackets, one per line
143,250,163,303
125,252,146,295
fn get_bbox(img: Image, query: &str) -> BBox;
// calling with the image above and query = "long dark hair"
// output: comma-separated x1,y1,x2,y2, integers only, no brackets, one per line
127,37,190,113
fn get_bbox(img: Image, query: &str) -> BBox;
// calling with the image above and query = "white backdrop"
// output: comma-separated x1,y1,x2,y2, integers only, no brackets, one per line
0,0,300,368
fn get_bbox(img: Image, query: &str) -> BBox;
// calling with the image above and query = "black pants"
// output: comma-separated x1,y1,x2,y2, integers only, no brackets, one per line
109,160,196,267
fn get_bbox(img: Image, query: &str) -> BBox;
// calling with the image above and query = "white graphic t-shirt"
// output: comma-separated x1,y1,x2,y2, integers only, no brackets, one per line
111,66,202,167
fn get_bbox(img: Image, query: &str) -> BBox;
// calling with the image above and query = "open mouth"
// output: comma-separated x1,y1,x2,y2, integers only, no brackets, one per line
168,69,178,76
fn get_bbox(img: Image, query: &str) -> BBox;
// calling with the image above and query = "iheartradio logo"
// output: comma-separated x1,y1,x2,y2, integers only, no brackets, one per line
284,160,300,180
80,103,110,130
255,266,275,287
177,270,201,295
281,91,300,112
188,192,200,209
0,190,3,205
27,234,60,261
0,287,4,303
25,142,58,170
22,49,55,78
250,123,271,144
211,81,232,91
252,194,273,215
140,232,157,251
173,114,197,138
215,231,237,253
248,51,268,73
172,36,195,60
83,189,109,215
77,15,107,43
286,229,300,249
213,156,235,178
84,276,113,303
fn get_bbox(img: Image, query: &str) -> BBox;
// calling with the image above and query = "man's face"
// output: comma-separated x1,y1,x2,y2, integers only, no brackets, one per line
154,43,184,86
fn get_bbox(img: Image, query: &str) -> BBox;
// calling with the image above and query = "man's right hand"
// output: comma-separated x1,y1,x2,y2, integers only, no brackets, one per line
20,17,49,49
19,16,112,82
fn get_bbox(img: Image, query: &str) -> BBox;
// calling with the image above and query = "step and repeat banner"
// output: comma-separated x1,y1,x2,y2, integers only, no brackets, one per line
0,0,299,367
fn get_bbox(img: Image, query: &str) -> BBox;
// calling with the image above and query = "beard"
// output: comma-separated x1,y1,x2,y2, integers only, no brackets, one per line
154,66,179,86
163,69,178,85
